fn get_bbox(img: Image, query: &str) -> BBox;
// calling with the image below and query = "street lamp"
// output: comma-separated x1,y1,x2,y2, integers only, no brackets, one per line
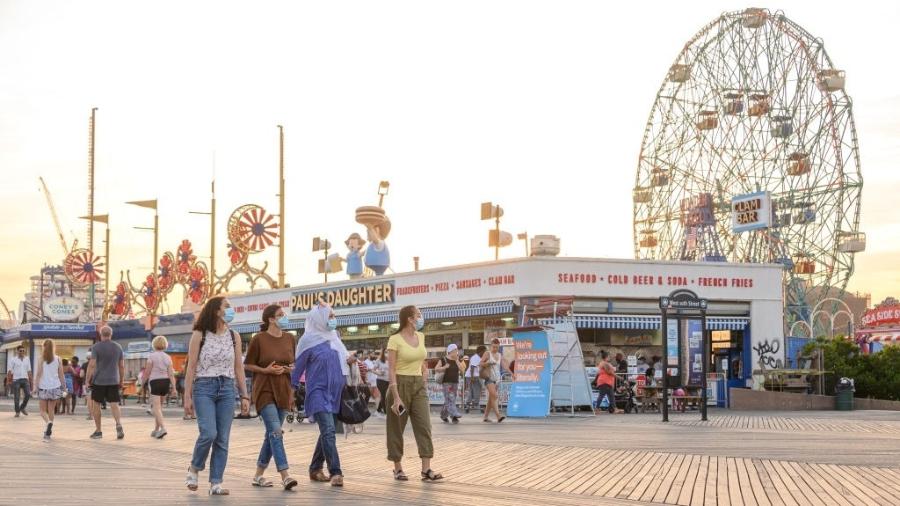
377,181,390,208
481,202,511,260
517,232,529,257
312,237,331,284
79,213,110,320
127,199,159,320
189,181,216,292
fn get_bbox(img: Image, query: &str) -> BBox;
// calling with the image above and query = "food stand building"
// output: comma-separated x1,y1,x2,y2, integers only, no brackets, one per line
224,256,784,390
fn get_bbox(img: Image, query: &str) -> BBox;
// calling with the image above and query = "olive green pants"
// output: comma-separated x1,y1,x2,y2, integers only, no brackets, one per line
386,375,434,461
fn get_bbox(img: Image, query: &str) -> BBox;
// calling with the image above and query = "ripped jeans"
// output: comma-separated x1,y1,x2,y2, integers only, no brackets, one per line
256,403,289,471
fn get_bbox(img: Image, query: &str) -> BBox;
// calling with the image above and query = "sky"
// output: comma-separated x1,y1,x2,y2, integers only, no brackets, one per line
1,1,898,318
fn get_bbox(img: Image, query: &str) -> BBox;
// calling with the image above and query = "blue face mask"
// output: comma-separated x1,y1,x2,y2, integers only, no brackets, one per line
223,307,235,323
415,317,425,331
327,318,338,331
276,315,290,328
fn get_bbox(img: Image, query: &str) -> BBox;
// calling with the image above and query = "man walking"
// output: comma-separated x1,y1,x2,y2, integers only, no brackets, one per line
464,345,486,414
7,346,32,417
86,326,125,439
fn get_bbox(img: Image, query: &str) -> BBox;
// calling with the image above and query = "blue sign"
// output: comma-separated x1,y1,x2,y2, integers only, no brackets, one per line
507,330,552,417
30,323,96,333
686,319,703,385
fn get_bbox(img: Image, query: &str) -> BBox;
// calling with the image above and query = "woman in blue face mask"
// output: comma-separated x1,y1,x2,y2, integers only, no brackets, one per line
291,302,351,487
183,296,251,496
385,305,442,482
242,304,298,490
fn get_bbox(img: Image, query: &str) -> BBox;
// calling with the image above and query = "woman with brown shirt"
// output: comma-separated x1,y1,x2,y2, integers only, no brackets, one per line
243,304,298,490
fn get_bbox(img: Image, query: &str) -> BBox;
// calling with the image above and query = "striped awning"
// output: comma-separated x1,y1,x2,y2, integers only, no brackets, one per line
232,300,516,333
540,314,750,331
706,317,751,331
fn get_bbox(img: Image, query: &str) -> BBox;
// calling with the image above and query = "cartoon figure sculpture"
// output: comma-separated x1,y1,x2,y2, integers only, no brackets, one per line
355,205,391,276
344,232,366,279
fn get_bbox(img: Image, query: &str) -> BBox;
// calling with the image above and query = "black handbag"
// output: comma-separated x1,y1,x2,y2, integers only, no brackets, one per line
337,384,371,425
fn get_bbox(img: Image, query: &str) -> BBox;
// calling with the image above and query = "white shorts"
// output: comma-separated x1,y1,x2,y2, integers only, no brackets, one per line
366,375,377,387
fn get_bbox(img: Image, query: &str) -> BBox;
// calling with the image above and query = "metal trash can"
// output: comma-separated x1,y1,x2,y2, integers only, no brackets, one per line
835,377,855,411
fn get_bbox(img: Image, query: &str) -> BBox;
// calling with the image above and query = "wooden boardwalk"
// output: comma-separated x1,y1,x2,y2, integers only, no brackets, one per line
1,408,898,505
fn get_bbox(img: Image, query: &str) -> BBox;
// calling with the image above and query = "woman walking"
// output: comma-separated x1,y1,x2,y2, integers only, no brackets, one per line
142,335,177,439
436,344,464,424
184,296,251,496
373,347,389,415
386,305,442,482
70,356,82,415
480,338,507,423
243,304,298,490
291,302,348,487
33,339,66,442
61,359,75,415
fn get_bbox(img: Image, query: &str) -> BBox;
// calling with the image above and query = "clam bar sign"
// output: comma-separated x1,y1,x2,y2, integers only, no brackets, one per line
732,191,772,233
43,297,85,322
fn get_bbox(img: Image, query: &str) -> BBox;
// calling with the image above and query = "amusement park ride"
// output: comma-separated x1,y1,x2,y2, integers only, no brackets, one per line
633,8,866,333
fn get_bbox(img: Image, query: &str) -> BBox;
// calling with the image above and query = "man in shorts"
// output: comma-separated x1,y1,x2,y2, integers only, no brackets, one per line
86,326,125,439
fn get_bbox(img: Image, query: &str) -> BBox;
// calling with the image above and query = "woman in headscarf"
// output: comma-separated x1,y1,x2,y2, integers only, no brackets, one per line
291,302,348,487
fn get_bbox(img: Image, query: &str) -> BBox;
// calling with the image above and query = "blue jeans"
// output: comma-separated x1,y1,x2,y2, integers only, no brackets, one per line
12,379,31,413
190,377,236,484
257,403,289,472
310,412,342,477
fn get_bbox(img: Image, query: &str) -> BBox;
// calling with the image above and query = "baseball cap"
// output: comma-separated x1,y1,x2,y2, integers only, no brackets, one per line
446,343,458,354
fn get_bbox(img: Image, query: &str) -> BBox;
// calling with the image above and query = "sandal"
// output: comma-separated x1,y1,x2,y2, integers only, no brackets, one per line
185,469,199,491
498,416,506,423
251,476,273,487
393,469,409,481
309,470,330,482
208,484,230,496
282,476,298,490
421,469,444,481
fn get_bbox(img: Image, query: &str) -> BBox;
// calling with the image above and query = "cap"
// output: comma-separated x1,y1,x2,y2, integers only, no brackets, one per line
446,343,458,354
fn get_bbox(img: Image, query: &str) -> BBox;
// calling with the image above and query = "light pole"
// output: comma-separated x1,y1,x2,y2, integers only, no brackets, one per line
189,181,216,292
128,199,159,321
79,213,110,319
312,237,331,284
481,202,506,260
277,125,287,287
378,181,390,208
518,232,529,257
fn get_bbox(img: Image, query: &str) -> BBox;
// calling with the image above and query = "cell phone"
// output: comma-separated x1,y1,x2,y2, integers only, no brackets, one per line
398,404,406,415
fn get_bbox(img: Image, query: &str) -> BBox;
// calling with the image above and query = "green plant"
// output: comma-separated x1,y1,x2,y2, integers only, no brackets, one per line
801,338,900,400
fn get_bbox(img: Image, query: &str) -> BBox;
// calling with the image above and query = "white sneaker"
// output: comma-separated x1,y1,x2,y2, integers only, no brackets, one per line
151,430,159,438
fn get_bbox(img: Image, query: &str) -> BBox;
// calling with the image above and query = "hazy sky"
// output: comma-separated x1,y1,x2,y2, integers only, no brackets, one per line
1,1,898,317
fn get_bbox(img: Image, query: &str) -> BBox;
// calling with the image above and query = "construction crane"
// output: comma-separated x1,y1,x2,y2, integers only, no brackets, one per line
39,176,77,256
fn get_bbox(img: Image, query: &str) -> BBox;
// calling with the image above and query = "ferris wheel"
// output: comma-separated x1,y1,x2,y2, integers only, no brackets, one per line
633,8,864,324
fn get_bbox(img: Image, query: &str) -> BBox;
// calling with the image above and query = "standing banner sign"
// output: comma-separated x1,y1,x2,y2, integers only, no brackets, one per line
507,330,552,417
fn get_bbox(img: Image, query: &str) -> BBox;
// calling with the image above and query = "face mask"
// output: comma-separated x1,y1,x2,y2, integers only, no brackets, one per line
276,315,290,328
327,318,338,331
415,317,425,331
223,307,235,323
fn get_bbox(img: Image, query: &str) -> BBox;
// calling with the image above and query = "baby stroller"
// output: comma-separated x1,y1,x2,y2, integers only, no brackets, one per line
614,381,636,414
285,383,307,430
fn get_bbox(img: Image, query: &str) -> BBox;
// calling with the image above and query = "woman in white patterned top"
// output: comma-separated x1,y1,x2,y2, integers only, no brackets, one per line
183,296,250,496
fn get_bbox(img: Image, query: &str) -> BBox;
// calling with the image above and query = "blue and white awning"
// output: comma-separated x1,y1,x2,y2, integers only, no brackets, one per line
540,314,750,331
231,300,516,333
706,317,750,331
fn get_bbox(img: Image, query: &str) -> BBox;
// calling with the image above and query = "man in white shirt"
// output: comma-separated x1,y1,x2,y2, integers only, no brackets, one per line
6,346,33,417
464,345,486,414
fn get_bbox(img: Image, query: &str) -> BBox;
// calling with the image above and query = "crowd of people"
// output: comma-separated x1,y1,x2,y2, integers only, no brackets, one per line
5,296,517,495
